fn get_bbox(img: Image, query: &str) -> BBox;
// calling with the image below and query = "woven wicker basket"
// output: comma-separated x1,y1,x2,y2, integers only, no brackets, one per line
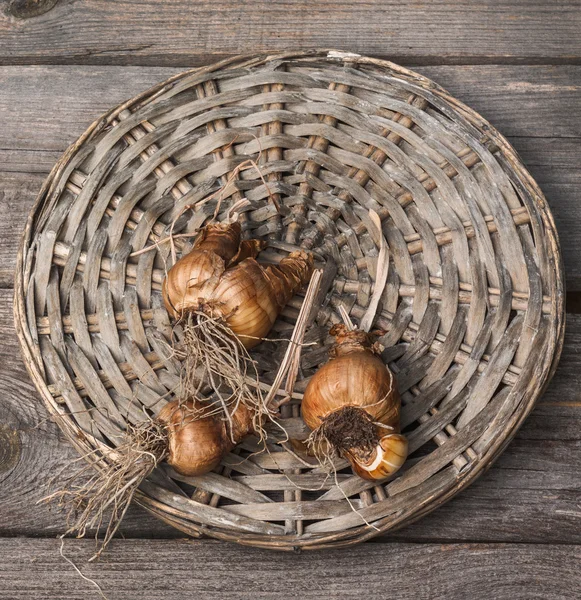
14,50,564,550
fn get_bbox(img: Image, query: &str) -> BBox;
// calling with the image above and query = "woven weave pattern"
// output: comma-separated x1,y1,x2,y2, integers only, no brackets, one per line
15,51,564,550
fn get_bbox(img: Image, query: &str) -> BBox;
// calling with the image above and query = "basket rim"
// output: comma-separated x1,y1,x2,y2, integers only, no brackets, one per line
13,49,566,550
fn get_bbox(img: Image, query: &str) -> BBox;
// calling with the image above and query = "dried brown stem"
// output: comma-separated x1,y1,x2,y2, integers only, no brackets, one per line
266,269,323,409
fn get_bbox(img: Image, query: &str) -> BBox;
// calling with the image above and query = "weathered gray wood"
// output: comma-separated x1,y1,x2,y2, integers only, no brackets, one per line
424,65,581,138
0,538,579,599
2,65,580,286
0,4,575,587
4,153,579,289
0,2,580,66
0,66,182,173
0,288,177,539
6,0,59,20
1,282,579,542
1,65,579,173
0,56,576,547
0,172,43,286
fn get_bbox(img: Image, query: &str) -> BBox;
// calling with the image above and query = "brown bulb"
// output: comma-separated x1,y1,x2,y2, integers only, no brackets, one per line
158,399,254,477
301,324,408,480
162,221,313,348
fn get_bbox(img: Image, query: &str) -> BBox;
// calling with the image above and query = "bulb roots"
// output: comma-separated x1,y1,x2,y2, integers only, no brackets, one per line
179,310,271,443
308,406,378,463
43,421,168,560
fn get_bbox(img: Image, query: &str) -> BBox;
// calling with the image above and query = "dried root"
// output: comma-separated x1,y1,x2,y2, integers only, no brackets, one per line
178,310,272,444
306,404,407,482
305,410,383,531
42,420,168,560
317,406,380,458
305,426,337,471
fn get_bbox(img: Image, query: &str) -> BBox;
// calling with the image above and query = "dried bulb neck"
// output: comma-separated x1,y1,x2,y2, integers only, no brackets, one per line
328,324,380,358
228,402,256,442
194,221,267,269
193,220,242,262
264,251,314,311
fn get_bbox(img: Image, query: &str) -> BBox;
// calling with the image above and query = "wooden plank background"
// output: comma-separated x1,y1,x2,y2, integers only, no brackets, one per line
1,0,581,66
1,539,580,599
0,1,579,598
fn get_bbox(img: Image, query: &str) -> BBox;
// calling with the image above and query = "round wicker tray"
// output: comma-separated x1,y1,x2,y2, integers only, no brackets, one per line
15,50,565,550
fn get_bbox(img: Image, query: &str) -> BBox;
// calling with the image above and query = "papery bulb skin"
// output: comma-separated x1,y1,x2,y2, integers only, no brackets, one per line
162,221,313,349
158,399,254,477
301,324,407,480
209,251,313,349
159,403,226,477
302,324,400,431
162,221,265,319
192,220,245,262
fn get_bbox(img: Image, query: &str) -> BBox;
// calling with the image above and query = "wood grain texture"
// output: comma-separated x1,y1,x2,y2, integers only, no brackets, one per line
1,282,579,542
1,65,578,171
7,0,60,20
0,172,44,286
0,1,580,66
0,65,580,286
0,288,176,539
0,0,575,589
0,538,580,600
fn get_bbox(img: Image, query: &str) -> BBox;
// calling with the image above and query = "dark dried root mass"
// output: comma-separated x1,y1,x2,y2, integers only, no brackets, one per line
319,406,379,456
307,405,408,481
43,421,168,560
